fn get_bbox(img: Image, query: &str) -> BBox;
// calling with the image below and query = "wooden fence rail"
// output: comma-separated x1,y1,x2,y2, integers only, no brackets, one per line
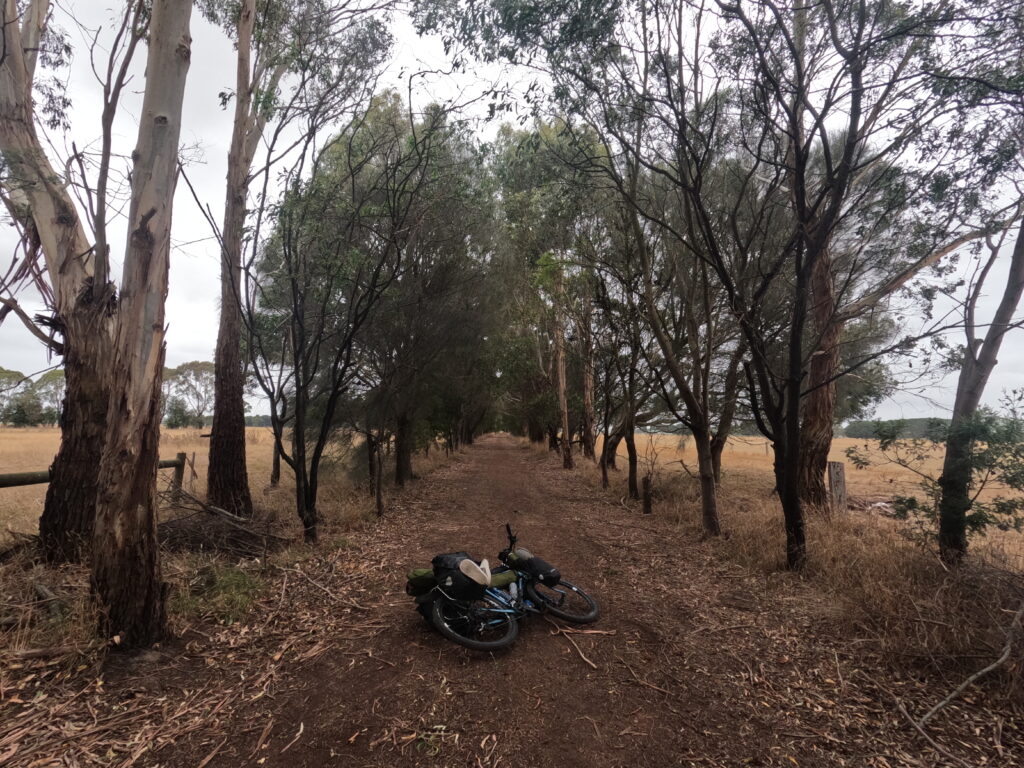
0,452,187,491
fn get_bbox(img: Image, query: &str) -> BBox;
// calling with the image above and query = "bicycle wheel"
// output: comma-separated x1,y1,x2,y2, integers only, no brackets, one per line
525,579,600,624
430,593,519,651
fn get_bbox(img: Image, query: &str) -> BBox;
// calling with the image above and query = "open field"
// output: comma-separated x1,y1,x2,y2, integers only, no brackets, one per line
0,426,347,541
602,432,1024,571
614,432,971,500
4,427,1022,567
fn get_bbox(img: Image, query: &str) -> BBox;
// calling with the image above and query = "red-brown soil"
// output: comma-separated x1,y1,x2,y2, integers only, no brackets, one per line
4,434,1019,767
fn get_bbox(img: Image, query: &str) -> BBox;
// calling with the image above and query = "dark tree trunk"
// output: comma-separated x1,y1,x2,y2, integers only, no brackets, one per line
270,432,281,487
554,267,574,469
779,248,810,569
366,432,377,490
208,1,258,520
624,421,639,500
374,443,384,516
40,307,111,563
604,432,621,470
938,421,973,561
208,273,254,517
548,427,559,452
938,220,1024,563
641,475,652,514
581,311,596,460
694,429,721,536
710,435,725,485
395,414,415,487
296,479,317,542
798,252,843,510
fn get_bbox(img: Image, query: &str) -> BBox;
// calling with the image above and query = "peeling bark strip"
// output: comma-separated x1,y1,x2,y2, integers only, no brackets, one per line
91,0,193,647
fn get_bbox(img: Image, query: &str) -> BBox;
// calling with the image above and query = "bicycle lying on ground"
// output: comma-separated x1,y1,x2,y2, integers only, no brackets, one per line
406,523,600,651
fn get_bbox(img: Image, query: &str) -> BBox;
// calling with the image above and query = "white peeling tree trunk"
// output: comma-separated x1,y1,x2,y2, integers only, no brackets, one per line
91,0,193,647
0,0,117,562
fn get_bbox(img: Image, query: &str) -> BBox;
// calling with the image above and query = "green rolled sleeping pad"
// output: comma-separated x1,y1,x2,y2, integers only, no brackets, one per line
405,567,435,596
489,569,517,588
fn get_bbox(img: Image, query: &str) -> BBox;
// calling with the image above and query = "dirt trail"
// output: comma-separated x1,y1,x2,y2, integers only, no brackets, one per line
154,434,1018,768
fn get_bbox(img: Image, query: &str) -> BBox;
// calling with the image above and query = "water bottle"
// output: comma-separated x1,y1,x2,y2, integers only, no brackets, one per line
509,582,519,602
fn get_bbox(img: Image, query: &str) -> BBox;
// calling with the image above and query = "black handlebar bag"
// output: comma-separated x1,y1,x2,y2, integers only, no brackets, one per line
507,548,561,586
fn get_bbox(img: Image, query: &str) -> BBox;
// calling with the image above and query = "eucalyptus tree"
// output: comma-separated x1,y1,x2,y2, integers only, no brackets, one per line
165,361,217,426
198,0,393,517
0,0,150,562
353,110,497,486
922,0,1024,563
492,122,602,468
246,92,460,541
420,0,1022,567
1,0,196,642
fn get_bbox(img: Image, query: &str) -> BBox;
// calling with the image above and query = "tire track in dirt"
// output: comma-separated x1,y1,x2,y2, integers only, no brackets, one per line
160,434,1021,768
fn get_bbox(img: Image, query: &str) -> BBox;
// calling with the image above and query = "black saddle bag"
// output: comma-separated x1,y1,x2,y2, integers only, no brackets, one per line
431,551,486,601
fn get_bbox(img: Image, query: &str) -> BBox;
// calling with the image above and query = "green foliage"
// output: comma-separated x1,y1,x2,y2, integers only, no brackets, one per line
164,361,215,425
845,407,1024,542
2,387,45,426
165,397,203,429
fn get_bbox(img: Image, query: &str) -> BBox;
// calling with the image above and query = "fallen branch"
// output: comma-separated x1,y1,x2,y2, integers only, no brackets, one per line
897,700,972,768
621,660,672,695
280,722,305,754
170,489,291,541
545,617,597,669
917,598,1024,728
33,582,66,620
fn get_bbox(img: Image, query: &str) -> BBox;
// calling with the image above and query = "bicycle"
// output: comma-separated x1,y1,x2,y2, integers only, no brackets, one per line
410,523,600,651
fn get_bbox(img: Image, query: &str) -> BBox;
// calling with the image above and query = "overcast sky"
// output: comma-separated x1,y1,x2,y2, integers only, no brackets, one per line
1,3,1022,422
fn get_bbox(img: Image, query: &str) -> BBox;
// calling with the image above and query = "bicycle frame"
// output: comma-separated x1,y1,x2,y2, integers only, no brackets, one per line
430,523,573,629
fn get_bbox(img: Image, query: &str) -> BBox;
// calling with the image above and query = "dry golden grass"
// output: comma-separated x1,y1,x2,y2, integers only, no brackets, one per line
0,426,459,544
618,432,953,499
573,433,1024,688
0,427,456,655
0,426,277,538
600,432,1024,569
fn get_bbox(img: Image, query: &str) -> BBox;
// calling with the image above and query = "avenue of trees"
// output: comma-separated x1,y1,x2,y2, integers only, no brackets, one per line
0,0,1021,647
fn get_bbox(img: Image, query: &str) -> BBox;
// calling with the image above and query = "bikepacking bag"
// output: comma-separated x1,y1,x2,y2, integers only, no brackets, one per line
405,567,436,597
432,552,486,601
508,548,561,586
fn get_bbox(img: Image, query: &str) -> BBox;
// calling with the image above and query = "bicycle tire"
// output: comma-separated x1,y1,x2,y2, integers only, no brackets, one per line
430,593,519,651
525,579,600,624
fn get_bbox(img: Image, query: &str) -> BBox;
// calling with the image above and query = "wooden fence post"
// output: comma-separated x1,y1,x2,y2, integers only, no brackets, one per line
828,461,847,513
171,452,187,500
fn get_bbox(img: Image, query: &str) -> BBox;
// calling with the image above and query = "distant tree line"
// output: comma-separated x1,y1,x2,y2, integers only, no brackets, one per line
843,419,953,440
0,369,64,427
